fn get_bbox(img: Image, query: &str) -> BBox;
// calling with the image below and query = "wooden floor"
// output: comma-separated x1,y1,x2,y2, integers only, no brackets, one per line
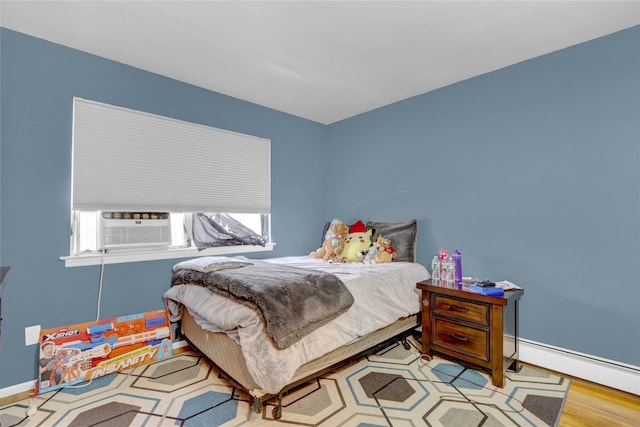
555,371,640,427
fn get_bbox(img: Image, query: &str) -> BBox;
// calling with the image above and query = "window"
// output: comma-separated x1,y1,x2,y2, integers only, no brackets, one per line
63,98,273,267
68,211,271,263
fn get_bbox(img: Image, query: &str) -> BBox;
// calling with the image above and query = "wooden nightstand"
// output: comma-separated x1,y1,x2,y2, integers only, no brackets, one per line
416,280,524,388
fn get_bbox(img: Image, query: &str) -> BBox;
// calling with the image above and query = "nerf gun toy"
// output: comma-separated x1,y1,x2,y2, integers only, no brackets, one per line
113,326,170,348
61,323,117,359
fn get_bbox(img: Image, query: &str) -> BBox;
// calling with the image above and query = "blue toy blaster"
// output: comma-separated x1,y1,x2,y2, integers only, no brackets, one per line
61,322,118,358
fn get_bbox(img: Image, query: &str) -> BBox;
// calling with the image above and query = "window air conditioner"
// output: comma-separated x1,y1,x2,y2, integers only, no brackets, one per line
98,212,171,249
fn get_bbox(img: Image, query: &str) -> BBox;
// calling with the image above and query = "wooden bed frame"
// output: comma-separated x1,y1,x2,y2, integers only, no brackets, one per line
180,309,420,419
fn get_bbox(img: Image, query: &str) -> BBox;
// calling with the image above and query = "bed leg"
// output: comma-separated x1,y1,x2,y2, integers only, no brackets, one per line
272,394,283,420
252,397,262,414
401,337,410,350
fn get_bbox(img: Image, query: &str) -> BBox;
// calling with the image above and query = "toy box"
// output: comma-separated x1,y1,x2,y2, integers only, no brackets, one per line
38,309,172,394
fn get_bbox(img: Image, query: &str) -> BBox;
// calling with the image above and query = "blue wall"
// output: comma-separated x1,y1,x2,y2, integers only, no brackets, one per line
0,28,329,388
1,25,638,389
328,26,639,365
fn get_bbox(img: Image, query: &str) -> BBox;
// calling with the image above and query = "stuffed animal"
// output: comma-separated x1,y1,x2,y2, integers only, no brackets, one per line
362,242,379,264
374,235,397,263
310,219,349,262
337,220,372,262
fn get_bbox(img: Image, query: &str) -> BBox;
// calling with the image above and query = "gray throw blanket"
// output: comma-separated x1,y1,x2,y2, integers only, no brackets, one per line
171,260,354,349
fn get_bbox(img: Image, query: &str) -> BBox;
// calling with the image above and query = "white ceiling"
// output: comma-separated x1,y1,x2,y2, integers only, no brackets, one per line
1,1,639,124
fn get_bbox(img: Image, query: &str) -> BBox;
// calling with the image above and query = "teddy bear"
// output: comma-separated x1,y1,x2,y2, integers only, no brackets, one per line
374,235,397,263
310,220,349,262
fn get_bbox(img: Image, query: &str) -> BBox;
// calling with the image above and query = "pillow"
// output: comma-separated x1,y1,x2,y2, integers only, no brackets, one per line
320,219,352,246
320,222,332,246
367,219,418,263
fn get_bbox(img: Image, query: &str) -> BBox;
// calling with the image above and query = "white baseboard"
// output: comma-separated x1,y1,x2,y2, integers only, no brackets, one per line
3,339,638,399
519,338,639,395
0,340,191,400
0,380,36,400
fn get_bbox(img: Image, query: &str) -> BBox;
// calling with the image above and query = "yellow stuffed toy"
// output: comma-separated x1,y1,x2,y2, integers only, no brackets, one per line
336,220,372,262
310,220,349,262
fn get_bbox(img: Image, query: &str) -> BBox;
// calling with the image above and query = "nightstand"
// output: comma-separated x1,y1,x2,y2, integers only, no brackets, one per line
416,279,524,388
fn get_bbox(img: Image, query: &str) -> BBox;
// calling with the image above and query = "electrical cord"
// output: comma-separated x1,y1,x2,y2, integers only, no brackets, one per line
357,337,527,418
405,337,527,414
24,250,106,418
96,248,106,321
46,252,105,392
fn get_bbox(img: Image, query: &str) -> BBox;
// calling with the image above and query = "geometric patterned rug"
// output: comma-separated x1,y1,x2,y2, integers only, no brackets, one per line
0,335,569,426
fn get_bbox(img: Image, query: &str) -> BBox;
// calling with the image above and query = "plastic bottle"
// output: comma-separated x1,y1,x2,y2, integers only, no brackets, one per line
439,258,448,287
438,249,449,286
452,250,462,287
440,259,448,287
445,259,455,288
431,256,440,286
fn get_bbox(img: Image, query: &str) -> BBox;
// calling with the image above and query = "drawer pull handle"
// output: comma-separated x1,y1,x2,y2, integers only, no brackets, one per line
450,305,468,313
449,333,469,342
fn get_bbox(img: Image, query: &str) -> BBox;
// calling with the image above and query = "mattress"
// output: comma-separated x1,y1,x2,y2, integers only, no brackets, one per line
165,255,431,394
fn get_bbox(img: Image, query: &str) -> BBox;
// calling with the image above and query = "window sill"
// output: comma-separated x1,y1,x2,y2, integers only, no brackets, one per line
60,244,275,267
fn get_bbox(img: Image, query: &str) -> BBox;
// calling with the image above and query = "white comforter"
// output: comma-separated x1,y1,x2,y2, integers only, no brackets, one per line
163,256,430,394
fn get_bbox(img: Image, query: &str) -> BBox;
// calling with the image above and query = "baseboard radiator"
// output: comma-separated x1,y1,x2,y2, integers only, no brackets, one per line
519,338,639,395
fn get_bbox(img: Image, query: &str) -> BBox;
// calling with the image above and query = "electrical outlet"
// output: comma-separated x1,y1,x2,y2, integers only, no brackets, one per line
25,325,41,346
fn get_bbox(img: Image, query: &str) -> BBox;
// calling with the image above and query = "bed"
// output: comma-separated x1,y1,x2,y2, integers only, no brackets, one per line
163,220,430,418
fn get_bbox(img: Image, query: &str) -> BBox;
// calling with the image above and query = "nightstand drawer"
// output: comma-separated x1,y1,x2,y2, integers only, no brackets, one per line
432,318,489,361
432,295,489,326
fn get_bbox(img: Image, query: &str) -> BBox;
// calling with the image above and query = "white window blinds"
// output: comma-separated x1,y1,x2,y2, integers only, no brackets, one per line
71,98,271,213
